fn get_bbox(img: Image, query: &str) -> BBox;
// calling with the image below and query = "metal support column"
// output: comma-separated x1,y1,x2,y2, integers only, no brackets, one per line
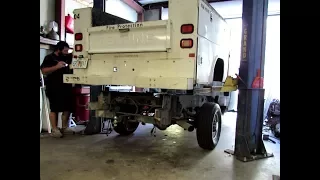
55,0,66,41
84,0,105,135
224,0,274,162
93,0,105,12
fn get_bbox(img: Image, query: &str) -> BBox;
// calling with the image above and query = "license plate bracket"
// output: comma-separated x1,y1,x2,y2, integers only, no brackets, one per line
71,58,88,69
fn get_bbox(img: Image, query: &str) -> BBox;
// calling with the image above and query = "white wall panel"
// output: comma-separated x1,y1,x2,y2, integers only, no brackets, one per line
105,0,138,22
210,0,280,19
161,0,280,20
40,0,55,26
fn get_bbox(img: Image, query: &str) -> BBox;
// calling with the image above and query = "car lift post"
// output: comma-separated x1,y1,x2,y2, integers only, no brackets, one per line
84,0,106,134
224,0,274,162
90,0,106,109
93,0,105,12
90,0,105,107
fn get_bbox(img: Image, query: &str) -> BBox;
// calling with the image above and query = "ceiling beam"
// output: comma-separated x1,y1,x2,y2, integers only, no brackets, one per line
207,0,232,2
141,0,233,10
121,0,144,13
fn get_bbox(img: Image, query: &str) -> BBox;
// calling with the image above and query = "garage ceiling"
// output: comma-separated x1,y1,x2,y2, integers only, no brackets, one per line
76,0,279,18
138,0,280,18
77,0,233,7
135,0,231,5
136,0,166,5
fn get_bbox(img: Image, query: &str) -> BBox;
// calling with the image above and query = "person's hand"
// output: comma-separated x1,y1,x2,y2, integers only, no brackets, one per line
56,61,67,69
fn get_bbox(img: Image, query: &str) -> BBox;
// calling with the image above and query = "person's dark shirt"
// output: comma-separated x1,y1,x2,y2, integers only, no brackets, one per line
40,53,73,91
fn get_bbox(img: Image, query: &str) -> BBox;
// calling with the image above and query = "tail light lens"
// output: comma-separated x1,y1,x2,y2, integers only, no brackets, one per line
75,44,83,52
180,39,193,48
181,24,194,34
75,33,83,40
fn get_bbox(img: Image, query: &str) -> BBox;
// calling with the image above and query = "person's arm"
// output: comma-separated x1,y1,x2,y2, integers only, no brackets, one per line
41,66,60,75
40,55,65,75
41,55,56,75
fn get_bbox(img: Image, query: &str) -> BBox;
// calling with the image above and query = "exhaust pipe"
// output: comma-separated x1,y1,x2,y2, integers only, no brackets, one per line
176,120,194,132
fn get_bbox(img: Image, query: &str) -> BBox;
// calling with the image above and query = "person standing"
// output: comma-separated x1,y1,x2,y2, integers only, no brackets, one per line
40,41,73,138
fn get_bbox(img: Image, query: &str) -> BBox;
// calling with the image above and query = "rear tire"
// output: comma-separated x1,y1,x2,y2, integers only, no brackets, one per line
113,116,139,136
271,122,280,138
206,96,227,114
196,102,222,150
220,106,227,114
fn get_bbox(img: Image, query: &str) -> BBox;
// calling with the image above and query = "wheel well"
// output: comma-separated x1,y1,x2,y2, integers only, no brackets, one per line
213,58,224,82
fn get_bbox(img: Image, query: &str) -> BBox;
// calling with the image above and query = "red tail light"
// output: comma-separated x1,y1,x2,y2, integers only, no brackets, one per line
75,33,83,40
181,24,194,34
180,39,193,48
75,44,83,52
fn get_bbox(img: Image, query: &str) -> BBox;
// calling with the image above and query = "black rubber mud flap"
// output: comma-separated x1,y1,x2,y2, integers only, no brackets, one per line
84,85,102,135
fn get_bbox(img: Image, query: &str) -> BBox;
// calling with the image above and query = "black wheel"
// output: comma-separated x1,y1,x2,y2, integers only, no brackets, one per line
113,116,139,136
220,106,227,114
206,96,227,114
271,122,280,138
196,102,222,150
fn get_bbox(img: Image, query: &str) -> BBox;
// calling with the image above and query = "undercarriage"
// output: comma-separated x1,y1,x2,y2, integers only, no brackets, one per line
89,87,223,150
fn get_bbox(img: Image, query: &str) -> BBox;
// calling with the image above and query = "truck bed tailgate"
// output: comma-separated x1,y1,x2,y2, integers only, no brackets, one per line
87,20,171,53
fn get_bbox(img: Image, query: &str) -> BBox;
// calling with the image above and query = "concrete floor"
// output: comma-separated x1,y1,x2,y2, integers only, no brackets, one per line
40,112,280,180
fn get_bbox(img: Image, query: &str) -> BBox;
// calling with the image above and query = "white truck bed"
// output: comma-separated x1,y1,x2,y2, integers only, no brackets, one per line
87,20,170,53
64,0,230,90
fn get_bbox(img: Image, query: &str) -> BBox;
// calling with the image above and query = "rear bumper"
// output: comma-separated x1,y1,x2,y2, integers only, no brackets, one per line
63,74,194,90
